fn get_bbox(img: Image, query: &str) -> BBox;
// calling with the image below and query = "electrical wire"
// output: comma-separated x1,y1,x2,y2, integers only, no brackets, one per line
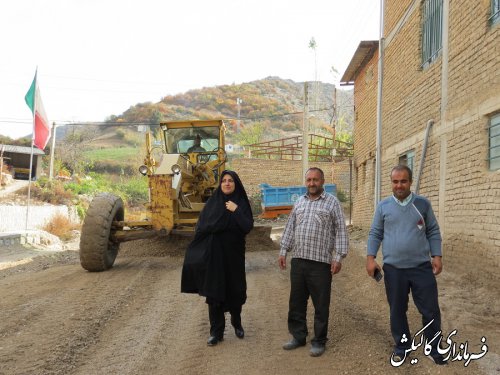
0,104,356,127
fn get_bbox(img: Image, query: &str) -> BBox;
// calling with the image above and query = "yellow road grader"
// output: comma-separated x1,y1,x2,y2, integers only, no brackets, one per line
79,120,229,271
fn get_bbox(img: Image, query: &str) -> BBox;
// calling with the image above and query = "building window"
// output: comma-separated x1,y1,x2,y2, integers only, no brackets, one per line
489,113,500,171
399,150,415,172
421,0,443,67
492,0,500,25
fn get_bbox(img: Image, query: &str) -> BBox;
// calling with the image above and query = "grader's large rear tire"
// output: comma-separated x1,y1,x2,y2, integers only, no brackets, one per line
79,193,124,272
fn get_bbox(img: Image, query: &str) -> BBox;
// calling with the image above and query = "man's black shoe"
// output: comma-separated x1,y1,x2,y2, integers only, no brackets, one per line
234,327,245,339
310,344,326,357
282,337,306,350
207,336,223,346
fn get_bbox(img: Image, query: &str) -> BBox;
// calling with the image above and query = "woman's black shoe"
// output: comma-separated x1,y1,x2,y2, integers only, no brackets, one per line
234,327,245,339
207,336,223,346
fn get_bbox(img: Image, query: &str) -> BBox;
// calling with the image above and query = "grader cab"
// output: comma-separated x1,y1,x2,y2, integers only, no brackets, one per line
79,120,228,272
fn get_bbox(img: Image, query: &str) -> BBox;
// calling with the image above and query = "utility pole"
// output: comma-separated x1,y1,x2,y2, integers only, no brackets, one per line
331,85,337,185
236,98,242,132
309,37,319,113
302,82,309,178
375,0,385,207
49,122,57,180
332,85,337,141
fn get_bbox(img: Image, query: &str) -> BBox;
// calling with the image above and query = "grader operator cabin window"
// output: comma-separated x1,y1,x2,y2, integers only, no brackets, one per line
489,113,500,171
421,0,443,68
165,127,220,154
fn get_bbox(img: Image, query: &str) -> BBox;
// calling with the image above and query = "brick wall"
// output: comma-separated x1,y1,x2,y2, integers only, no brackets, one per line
352,0,500,269
352,49,379,227
230,158,352,198
383,0,414,39
332,159,353,199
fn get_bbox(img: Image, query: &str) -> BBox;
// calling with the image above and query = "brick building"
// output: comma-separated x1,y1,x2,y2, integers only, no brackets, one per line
341,0,500,271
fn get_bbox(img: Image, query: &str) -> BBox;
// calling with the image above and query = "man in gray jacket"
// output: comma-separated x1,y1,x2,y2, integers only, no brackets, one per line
367,165,446,366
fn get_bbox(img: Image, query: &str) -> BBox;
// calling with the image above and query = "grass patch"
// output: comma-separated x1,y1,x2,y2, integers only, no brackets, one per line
84,147,139,162
65,173,149,206
65,173,111,196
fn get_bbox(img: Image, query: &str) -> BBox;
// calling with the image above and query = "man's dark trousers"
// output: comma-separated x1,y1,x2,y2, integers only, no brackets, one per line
288,258,332,345
383,262,442,354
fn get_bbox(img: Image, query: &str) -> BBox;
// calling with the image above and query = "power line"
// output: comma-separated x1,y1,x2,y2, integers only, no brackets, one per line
228,107,334,121
0,119,31,124
0,106,357,128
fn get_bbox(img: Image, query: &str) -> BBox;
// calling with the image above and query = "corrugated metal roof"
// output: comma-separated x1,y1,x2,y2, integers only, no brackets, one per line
340,40,379,85
0,144,45,155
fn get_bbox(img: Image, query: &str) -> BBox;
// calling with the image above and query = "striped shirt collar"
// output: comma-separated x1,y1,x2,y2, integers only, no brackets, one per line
393,192,413,206
305,189,326,201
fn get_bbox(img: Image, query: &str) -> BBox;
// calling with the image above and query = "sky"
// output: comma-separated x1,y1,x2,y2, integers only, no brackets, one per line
0,0,380,139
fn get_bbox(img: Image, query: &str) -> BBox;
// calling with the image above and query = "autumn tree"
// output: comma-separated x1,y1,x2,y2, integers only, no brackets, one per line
56,126,99,175
234,122,265,146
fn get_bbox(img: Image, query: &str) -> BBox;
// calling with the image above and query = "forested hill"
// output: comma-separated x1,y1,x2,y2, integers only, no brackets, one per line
107,76,353,142
1,77,353,147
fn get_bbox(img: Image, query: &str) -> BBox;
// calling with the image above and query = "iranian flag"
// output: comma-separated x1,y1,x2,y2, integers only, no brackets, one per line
25,70,51,150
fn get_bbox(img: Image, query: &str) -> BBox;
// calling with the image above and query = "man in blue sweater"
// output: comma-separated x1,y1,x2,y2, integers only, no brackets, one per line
367,165,447,366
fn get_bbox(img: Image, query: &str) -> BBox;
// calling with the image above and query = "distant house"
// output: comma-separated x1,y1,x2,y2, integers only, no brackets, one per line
341,1,500,271
0,144,45,180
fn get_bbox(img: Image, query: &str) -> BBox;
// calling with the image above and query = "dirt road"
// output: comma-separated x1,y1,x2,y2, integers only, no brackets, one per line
0,179,28,197
0,229,498,375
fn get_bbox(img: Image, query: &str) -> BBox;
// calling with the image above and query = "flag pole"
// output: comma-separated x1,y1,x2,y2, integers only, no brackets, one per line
26,139,35,230
25,68,38,231
49,122,57,180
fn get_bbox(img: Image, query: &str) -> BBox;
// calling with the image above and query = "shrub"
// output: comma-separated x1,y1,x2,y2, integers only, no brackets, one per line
113,176,148,206
248,193,262,215
336,188,348,203
75,203,87,221
21,172,148,219
42,213,80,241
65,172,109,195
115,128,126,139
29,179,74,205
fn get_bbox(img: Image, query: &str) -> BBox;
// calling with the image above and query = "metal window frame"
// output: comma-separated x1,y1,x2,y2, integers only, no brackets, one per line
489,113,500,171
399,150,415,172
421,0,444,67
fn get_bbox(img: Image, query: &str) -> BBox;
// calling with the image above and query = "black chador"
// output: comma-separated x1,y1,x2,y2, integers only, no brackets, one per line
181,170,253,342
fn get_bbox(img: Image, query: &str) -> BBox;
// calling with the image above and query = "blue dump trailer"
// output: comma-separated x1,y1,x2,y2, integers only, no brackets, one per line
259,183,337,218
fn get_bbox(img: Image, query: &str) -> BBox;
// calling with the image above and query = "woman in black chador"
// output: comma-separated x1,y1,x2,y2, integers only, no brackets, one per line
181,170,254,346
